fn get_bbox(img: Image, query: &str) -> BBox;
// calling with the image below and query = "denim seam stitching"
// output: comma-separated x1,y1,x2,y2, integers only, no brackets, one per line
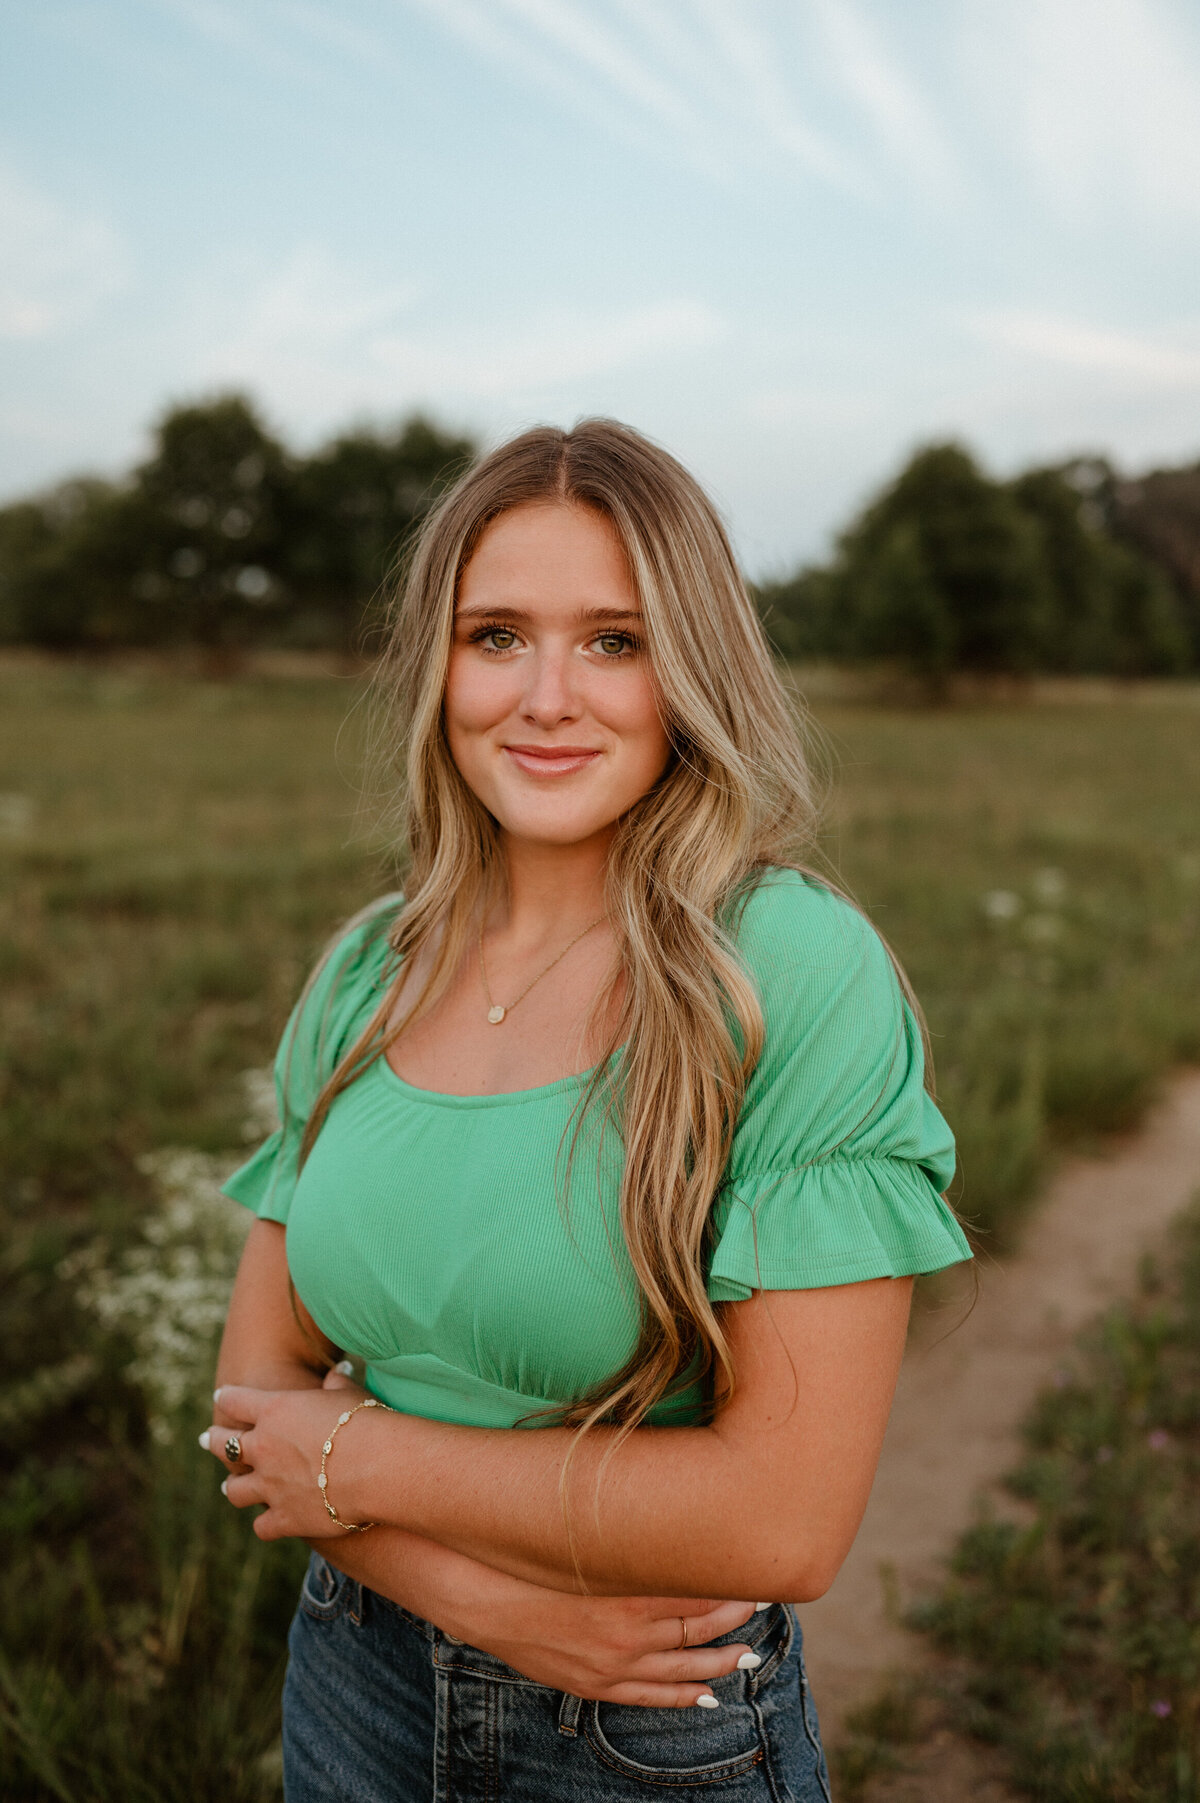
582,1712,765,1787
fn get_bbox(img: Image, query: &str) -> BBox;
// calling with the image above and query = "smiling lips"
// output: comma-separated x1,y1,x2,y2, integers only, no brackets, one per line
503,743,603,777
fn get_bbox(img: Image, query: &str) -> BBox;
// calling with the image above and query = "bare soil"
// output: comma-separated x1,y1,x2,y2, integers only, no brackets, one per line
797,1069,1200,1791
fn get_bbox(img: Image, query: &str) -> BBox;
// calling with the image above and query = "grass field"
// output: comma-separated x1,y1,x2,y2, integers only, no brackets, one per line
910,1196,1200,1800
1,662,1198,1799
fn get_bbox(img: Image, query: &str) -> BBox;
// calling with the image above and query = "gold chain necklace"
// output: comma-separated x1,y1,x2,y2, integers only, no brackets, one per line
478,915,607,1025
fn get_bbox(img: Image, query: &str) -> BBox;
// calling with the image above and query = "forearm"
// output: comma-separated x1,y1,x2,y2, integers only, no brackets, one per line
221,1280,907,1604
217,1350,325,1391
311,1525,537,1640
343,1414,829,1602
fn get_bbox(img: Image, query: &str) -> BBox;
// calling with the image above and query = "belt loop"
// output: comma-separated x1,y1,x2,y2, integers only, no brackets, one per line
557,1692,583,1736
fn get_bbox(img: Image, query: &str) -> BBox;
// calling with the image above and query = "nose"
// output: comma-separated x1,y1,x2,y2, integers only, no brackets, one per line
519,643,582,727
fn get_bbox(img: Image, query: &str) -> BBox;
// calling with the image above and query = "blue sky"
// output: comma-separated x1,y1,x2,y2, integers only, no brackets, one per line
4,0,1200,574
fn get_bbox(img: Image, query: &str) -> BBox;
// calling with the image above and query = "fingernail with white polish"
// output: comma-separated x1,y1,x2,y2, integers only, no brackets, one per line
220,1479,228,1496
696,1693,720,1709
755,1603,772,1612
198,1430,211,1451
213,1387,222,1404
737,1652,762,1671
335,1359,354,1376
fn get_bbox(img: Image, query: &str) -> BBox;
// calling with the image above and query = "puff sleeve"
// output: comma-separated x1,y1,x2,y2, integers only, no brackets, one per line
221,896,403,1225
707,872,970,1302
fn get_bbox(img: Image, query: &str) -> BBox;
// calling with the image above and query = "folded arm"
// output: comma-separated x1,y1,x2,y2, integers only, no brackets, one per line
336,1276,910,1601
216,1228,912,1604
213,1220,763,1705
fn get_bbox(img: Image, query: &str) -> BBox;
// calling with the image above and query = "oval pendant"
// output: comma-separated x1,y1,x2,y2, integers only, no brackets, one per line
487,1005,506,1024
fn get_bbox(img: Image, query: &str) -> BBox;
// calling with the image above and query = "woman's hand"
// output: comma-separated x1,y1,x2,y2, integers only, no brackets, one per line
203,1378,378,1539
434,1579,766,1708
317,1518,768,1708
207,1370,766,1706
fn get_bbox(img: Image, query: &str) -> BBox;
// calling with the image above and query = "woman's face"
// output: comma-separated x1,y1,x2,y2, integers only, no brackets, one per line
445,501,672,850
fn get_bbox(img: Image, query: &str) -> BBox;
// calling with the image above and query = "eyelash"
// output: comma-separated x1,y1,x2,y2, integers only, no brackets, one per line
466,622,642,659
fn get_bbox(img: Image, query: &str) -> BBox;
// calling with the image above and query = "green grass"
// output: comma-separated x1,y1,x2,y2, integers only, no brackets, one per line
0,662,1198,1796
803,691,1200,1241
909,1199,1200,1801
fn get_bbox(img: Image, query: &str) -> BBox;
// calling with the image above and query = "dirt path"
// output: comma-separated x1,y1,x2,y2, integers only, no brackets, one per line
798,1068,1200,1762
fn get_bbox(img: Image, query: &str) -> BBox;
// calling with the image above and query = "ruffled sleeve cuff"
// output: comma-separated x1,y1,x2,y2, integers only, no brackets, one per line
706,1155,973,1303
221,1127,297,1226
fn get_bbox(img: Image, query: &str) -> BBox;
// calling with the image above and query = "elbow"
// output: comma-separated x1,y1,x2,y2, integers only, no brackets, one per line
785,1557,842,1604
764,1559,841,1606
750,1527,850,1606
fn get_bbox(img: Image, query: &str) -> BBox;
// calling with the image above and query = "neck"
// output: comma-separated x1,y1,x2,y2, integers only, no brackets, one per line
492,830,611,941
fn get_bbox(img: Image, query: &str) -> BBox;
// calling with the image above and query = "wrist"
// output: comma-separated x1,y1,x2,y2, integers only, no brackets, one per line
336,1403,428,1531
321,1399,386,1533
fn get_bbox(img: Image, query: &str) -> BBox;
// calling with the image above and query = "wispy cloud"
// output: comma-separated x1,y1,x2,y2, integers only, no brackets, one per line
495,0,697,131
373,298,726,398
185,245,421,422
399,0,722,176
808,0,961,203
691,0,871,198
401,0,875,198
0,166,128,340
186,242,721,425
958,0,1200,227
970,309,1200,386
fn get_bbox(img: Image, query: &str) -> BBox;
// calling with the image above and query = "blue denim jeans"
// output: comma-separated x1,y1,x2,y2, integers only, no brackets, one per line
282,1552,832,1802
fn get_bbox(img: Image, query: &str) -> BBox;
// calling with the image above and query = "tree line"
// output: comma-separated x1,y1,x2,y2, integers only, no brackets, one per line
0,395,473,655
758,444,1200,681
2,392,1198,678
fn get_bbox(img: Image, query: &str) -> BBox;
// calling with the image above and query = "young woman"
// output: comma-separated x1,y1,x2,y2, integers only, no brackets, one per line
205,419,971,1802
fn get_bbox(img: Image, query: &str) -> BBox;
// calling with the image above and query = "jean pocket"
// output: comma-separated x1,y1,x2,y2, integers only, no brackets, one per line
584,1689,765,1789
298,1553,356,1624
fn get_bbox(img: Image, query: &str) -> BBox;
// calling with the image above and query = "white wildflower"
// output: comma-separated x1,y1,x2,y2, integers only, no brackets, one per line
982,889,1022,922
0,792,34,836
1024,913,1062,944
1032,867,1067,905
240,1064,280,1142
62,1147,252,1441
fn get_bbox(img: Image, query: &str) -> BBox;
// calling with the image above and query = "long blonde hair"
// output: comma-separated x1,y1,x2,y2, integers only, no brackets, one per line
300,419,869,1435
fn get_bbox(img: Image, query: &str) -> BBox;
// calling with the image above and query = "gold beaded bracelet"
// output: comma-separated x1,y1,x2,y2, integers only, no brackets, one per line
318,1398,385,1533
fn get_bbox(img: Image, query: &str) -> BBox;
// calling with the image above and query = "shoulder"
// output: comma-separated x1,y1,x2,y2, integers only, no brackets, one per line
724,868,937,1173
728,868,895,1011
315,892,406,994
281,892,405,1082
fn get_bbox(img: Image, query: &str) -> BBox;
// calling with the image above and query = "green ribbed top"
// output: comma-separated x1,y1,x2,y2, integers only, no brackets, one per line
224,872,970,1427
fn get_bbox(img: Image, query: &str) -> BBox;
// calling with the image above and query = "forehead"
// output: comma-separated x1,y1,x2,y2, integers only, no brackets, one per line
458,501,636,612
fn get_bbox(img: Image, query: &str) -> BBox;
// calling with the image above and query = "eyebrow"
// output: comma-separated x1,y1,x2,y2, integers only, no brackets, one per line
455,603,643,624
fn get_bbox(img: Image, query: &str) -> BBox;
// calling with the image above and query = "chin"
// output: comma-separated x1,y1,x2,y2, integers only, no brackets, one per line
499,814,614,848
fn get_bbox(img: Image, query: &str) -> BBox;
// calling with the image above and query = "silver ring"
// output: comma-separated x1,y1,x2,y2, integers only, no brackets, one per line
224,1435,242,1463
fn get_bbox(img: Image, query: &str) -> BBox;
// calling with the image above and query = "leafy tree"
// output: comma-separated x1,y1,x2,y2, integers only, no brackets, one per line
286,417,474,647
128,394,294,651
853,521,956,683
0,479,147,648
1110,462,1200,662
1011,463,1190,676
1008,465,1118,672
838,443,1053,673
1106,543,1191,675
754,566,840,661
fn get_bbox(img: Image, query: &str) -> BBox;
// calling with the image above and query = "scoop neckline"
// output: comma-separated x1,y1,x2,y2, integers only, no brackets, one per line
375,1050,617,1109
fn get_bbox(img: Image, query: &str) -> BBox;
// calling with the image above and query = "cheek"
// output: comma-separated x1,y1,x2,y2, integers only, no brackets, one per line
605,675,672,783
444,651,513,738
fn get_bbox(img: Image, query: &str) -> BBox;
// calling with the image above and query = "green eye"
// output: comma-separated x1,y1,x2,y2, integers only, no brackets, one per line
486,629,517,649
597,633,630,655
